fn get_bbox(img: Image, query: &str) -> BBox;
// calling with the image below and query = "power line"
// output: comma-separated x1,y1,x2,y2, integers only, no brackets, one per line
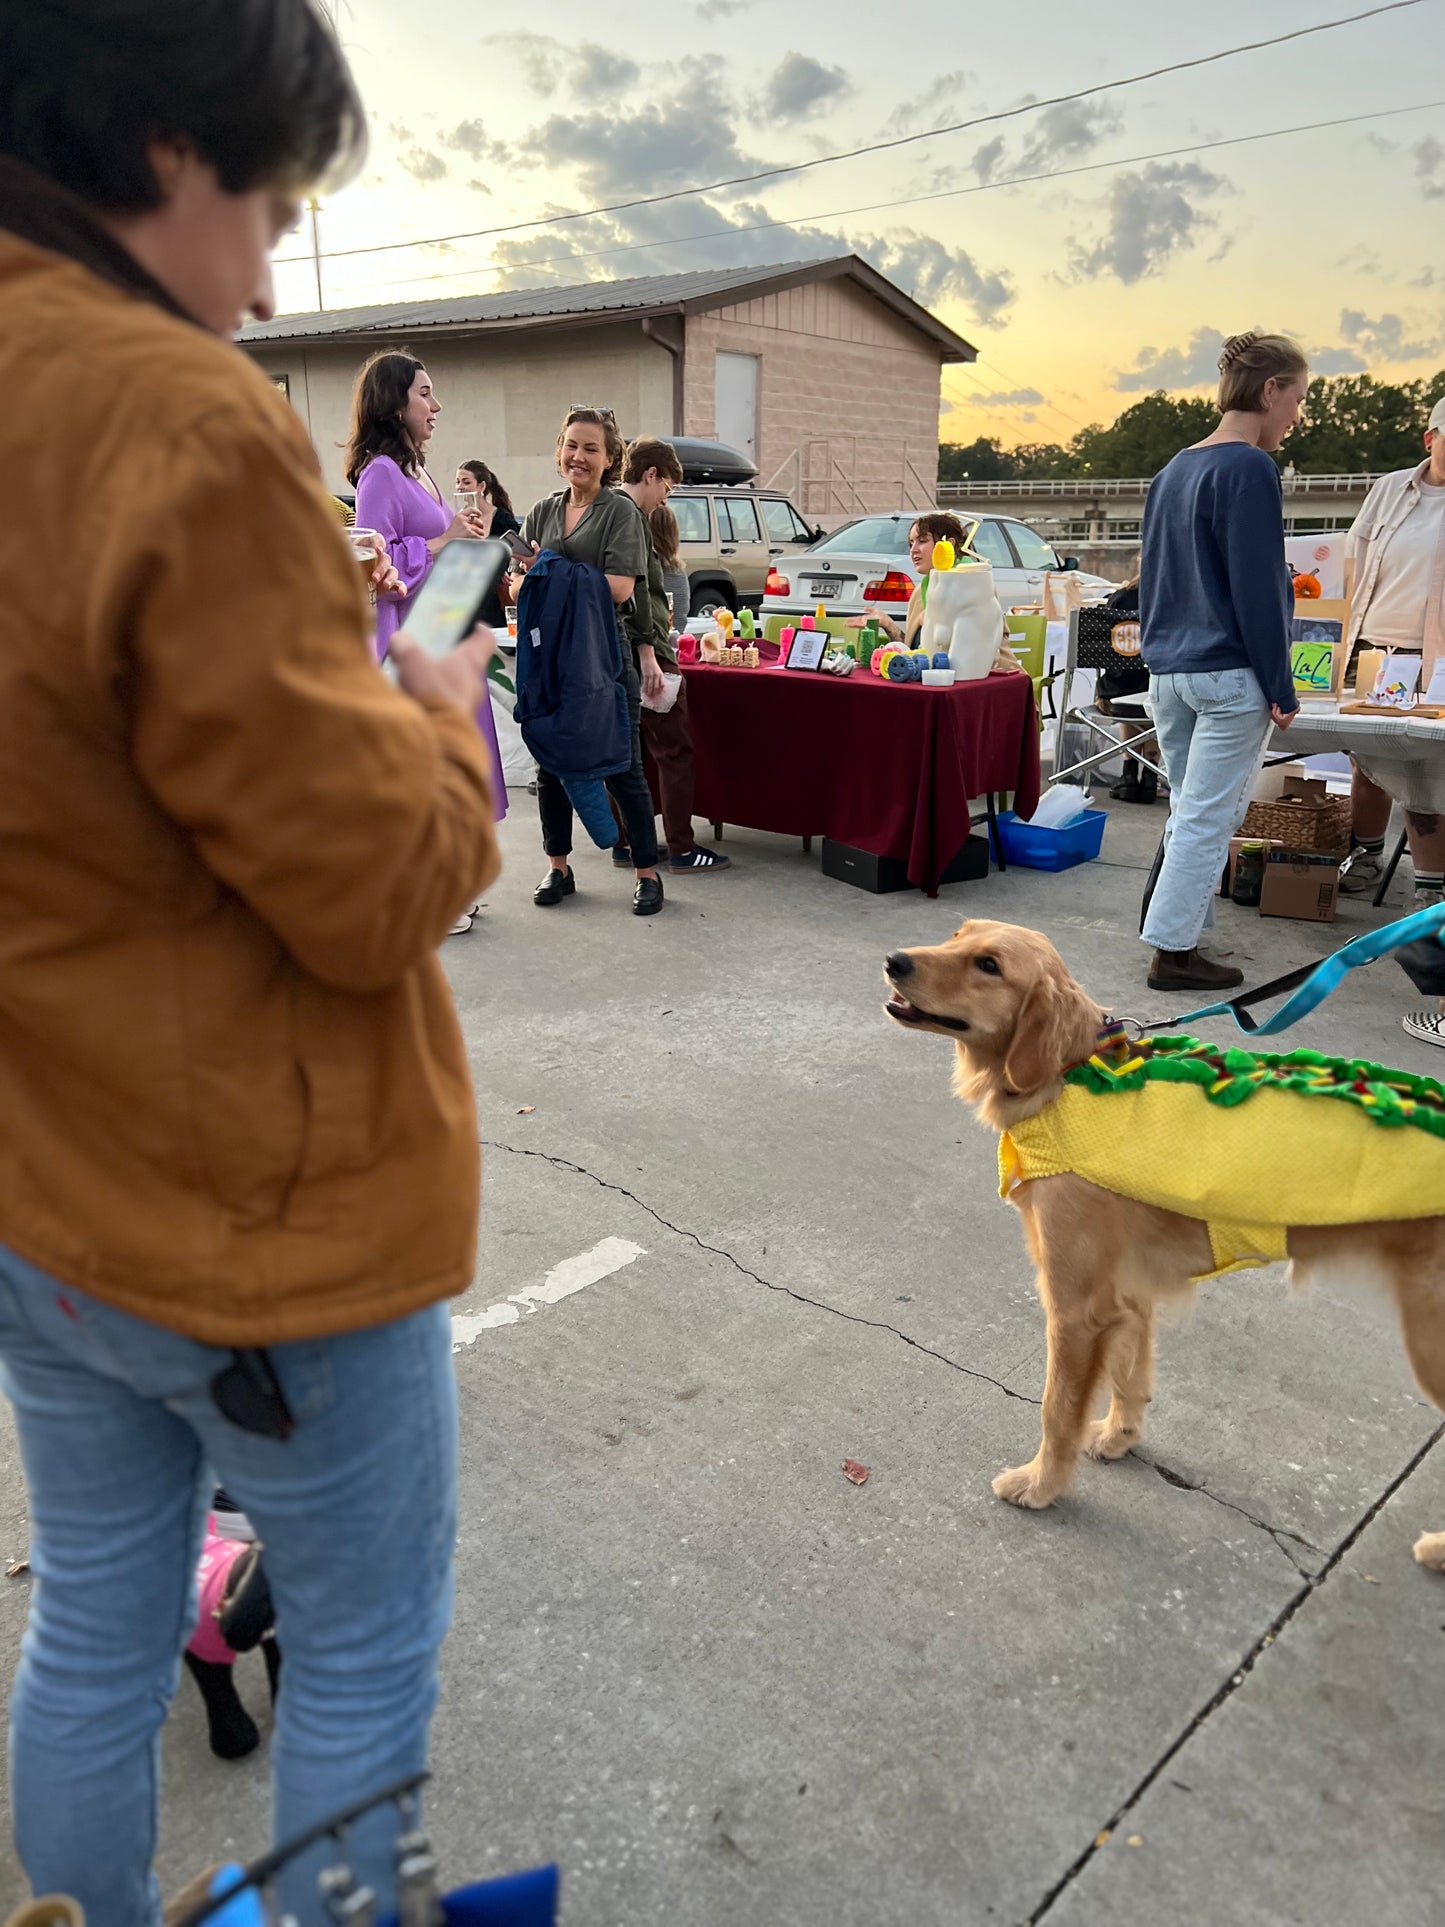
299,0,1427,264
275,96,1442,303
942,364,1088,441
957,359,1093,432
951,364,1086,433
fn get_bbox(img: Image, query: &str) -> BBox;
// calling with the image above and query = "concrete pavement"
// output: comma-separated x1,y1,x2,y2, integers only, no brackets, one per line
2,790,1442,1924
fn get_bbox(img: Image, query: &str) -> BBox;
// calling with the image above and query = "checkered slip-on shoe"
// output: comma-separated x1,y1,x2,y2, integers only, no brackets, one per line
1402,1010,1445,1049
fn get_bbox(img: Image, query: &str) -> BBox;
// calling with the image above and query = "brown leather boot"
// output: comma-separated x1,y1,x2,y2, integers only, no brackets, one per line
5,1902,85,1927
1147,947,1244,992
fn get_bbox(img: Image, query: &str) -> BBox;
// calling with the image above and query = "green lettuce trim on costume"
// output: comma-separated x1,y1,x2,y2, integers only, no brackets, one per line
1065,1034,1445,1143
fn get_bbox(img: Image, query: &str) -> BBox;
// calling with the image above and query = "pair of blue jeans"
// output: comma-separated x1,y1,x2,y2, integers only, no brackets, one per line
0,1245,457,1927
1141,668,1273,955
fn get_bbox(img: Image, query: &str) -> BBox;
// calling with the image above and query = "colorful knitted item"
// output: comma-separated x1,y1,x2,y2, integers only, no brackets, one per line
998,1034,1445,1281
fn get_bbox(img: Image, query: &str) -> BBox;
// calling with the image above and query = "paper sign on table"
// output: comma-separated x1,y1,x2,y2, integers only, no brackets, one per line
1372,653,1422,708
1425,660,1445,705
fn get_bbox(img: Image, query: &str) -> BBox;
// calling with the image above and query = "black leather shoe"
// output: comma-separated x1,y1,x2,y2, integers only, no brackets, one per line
633,875,664,916
534,867,575,907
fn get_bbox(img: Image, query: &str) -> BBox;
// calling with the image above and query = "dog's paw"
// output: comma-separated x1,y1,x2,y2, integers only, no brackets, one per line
1084,1419,1141,1462
1412,1529,1445,1572
992,1462,1059,1510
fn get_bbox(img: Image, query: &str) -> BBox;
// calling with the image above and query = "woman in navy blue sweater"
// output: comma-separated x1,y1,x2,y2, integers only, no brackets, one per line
1139,332,1306,992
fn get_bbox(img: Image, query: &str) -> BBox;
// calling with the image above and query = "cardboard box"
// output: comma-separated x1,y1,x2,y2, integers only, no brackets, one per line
820,835,989,894
1258,849,1340,922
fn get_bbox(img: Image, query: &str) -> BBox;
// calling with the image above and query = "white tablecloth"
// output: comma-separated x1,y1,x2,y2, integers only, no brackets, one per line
1269,708,1445,814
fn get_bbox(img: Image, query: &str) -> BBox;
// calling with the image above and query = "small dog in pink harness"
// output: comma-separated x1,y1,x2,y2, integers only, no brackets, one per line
184,1508,279,1759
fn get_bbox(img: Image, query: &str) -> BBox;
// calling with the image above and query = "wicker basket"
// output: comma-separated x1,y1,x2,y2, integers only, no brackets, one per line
1240,791,1351,855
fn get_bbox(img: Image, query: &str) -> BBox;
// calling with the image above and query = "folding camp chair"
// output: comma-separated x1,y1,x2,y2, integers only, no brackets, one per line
1051,606,1167,790
1002,612,1061,724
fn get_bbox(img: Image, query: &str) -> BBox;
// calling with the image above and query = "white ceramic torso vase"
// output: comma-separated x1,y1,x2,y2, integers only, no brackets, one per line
919,561,1004,680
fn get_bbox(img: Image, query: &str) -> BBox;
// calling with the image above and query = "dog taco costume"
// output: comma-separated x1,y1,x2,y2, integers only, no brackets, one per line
998,1035,1445,1279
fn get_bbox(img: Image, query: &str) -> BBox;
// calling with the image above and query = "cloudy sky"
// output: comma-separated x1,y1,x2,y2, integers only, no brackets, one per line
278,0,1445,446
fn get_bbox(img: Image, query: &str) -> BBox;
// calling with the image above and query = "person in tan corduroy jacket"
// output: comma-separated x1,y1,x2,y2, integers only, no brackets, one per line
0,4,501,1920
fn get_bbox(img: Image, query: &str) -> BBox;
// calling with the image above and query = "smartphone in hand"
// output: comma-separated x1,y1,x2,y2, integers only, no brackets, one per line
392,539,509,658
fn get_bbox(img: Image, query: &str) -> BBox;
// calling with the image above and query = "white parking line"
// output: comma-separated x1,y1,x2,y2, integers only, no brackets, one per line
451,1236,647,1349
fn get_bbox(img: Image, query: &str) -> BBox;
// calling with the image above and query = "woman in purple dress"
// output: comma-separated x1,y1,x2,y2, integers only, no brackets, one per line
345,353,507,928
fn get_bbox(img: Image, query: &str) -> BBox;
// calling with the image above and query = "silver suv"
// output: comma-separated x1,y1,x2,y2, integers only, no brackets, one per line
661,437,822,616
671,488,821,616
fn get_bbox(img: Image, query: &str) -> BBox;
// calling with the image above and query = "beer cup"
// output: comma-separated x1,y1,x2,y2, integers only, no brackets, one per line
349,527,382,604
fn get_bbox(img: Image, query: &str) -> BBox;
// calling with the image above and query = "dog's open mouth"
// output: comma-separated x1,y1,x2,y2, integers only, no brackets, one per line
884,987,970,1032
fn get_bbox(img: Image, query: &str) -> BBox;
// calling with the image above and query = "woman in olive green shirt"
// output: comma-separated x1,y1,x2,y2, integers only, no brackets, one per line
519,409,666,916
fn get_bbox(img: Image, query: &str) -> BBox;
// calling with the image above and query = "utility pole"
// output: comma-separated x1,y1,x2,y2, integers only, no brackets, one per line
309,0,339,311
308,198,324,311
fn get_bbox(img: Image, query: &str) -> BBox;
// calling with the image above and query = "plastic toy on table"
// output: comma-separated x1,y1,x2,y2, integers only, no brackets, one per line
919,538,1005,681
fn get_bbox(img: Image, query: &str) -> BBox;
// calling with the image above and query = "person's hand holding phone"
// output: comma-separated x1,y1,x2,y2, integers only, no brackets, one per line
389,625,494,713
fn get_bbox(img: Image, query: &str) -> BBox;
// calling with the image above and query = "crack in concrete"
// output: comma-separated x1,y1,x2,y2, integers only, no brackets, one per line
1022,1419,1445,1925
485,1137,1335,1581
1131,1452,1321,1578
483,1138,1038,1405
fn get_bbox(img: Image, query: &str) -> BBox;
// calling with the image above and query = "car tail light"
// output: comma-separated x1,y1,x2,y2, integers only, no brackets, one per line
863,571,914,602
765,568,790,597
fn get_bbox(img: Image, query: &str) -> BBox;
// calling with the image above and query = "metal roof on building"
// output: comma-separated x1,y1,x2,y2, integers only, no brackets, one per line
240,254,976,359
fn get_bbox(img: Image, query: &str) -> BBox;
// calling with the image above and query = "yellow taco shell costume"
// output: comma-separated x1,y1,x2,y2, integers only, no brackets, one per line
998,1036,1445,1280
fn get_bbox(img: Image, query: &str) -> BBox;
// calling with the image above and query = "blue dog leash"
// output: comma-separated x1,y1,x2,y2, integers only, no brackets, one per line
1126,902,1445,1038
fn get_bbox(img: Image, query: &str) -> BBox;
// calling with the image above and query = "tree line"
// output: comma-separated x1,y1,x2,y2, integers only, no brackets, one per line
940,369,1445,483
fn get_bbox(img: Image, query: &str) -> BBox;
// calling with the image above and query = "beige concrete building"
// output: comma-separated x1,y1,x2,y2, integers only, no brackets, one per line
239,256,975,517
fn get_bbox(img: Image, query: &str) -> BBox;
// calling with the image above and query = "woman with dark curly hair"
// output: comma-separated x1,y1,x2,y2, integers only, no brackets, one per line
346,349,481,660
347,352,507,906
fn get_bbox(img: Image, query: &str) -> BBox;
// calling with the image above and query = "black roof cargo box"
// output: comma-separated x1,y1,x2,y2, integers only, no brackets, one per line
662,437,758,486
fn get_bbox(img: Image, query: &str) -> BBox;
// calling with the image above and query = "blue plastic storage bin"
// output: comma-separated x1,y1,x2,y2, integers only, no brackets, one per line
994,807,1107,872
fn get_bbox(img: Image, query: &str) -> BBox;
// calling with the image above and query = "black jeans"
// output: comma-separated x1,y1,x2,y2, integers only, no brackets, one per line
536,659,660,869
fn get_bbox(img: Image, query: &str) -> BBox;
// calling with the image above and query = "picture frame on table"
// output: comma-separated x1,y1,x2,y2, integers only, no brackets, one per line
1289,615,1342,699
784,630,828,672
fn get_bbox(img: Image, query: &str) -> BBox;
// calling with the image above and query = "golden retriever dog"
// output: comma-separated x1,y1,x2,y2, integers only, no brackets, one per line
883,919,1445,1567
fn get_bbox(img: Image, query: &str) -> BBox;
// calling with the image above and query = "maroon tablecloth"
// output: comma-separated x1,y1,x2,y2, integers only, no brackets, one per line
673,663,1040,895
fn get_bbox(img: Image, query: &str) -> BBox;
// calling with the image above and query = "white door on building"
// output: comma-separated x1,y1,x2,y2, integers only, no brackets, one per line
715,352,759,464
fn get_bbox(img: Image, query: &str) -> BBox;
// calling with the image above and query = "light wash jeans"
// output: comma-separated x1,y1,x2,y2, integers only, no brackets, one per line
0,1244,457,1927
1142,668,1273,954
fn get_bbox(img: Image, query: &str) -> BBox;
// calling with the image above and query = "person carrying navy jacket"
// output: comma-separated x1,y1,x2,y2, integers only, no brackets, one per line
1139,331,1305,994
519,407,665,916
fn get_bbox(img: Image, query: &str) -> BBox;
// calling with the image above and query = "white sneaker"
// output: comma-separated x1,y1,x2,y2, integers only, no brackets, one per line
1411,884,1445,909
1338,848,1384,895
1403,1009,1445,1048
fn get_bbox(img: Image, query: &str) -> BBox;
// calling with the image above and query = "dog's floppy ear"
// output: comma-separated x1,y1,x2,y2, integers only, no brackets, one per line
1003,970,1095,1095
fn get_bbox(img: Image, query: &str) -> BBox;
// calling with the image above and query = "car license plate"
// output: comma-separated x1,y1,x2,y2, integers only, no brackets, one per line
808,578,843,599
